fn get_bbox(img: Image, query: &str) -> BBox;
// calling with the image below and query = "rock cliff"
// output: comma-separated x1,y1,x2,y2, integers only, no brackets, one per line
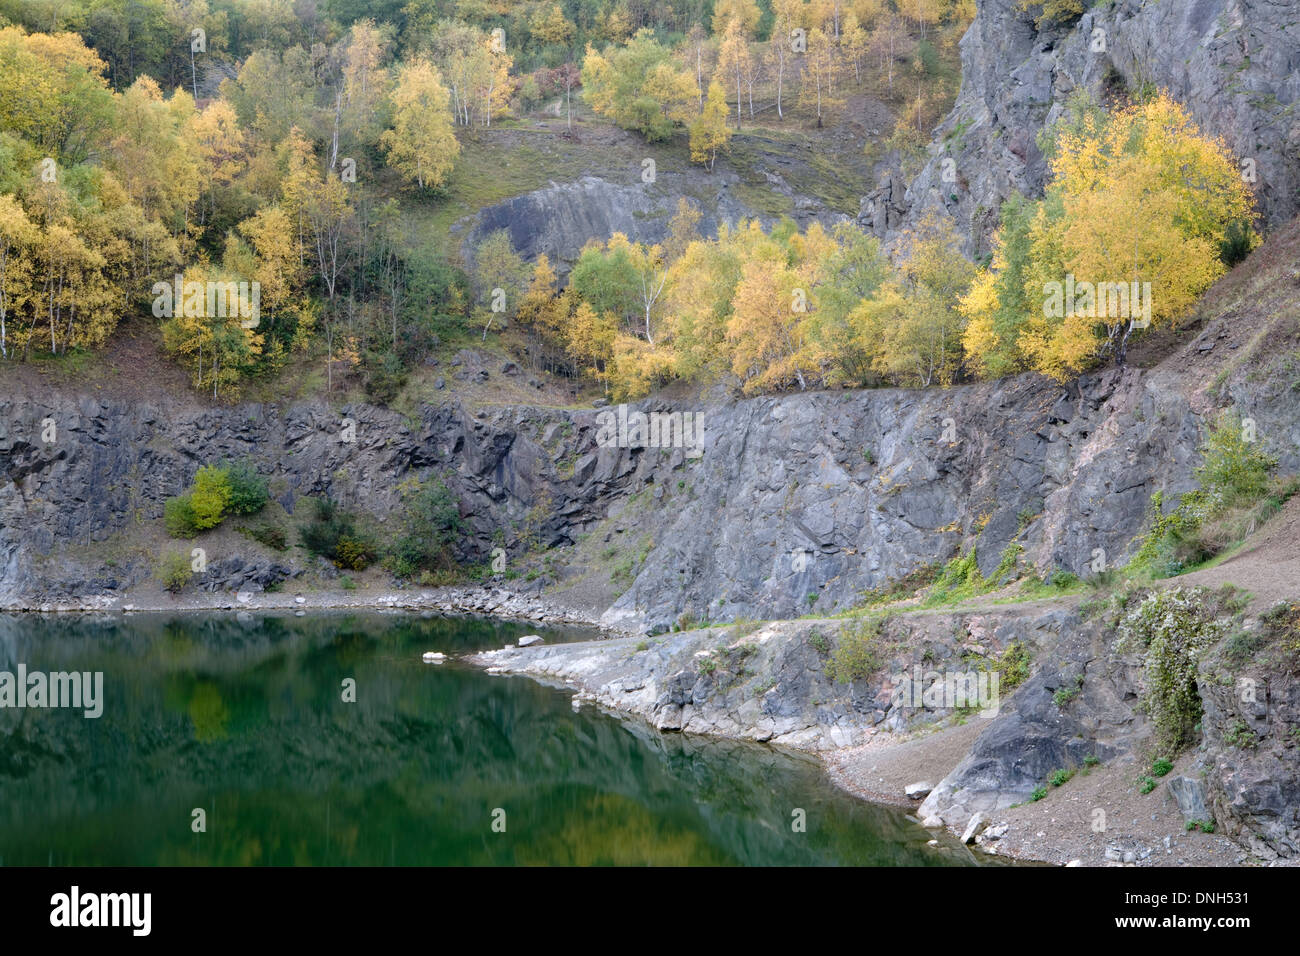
878,0,1300,255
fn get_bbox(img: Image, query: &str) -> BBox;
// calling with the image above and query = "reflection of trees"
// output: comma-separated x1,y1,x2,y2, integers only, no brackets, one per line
0,613,979,866
188,682,230,742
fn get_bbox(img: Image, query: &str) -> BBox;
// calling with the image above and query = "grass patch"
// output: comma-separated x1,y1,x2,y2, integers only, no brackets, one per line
1127,410,1296,579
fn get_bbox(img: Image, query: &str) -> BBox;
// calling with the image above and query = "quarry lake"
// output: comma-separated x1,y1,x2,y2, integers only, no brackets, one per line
0,611,976,866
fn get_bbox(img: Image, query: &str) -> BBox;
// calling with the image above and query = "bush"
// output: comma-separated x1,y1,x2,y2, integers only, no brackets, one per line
1116,587,1231,754
336,535,375,571
826,617,886,684
223,460,269,515
155,552,192,593
300,498,376,570
1049,768,1075,787
1152,757,1174,777
190,464,232,529
165,462,263,539
1130,413,1287,576
164,495,201,538
1196,411,1277,505
987,640,1032,693
388,478,462,578
362,350,408,406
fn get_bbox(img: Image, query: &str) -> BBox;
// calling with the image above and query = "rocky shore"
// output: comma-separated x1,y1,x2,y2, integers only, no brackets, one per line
466,598,1300,868
10,582,624,634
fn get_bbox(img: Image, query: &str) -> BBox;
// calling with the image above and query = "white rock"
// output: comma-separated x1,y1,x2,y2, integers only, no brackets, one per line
236,591,253,604
422,652,447,664
1065,860,1083,867
905,781,934,799
920,815,945,829
961,812,989,845
518,635,545,647
295,595,306,605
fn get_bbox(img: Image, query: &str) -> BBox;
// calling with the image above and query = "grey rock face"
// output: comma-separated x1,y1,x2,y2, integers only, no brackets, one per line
1167,775,1211,823
5,338,1300,629
1200,661,1300,856
457,175,750,274
458,173,848,276
918,611,1139,823
889,0,1300,255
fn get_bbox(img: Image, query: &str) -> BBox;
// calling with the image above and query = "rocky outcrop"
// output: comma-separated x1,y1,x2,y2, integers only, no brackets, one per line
5,330,1300,629
457,172,846,274
471,606,1073,752
886,0,1300,255
1200,643,1300,858
917,610,1142,823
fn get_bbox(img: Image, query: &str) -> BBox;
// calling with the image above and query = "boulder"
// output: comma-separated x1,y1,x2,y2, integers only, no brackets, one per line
961,812,990,845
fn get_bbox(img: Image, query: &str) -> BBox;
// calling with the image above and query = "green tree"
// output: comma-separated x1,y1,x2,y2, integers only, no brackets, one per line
581,29,697,141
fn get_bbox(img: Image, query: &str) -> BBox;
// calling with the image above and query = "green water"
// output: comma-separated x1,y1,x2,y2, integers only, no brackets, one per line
0,611,979,866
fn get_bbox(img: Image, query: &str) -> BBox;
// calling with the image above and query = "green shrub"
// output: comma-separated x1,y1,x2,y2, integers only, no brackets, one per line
164,462,261,538
1196,411,1277,504
1139,776,1157,794
1049,768,1074,787
1029,785,1047,802
826,617,886,684
1151,757,1173,777
190,464,232,530
300,498,376,570
388,478,462,579
1116,587,1230,754
1053,685,1080,708
336,535,375,571
223,460,269,515
1130,413,1287,577
987,641,1032,693
922,549,984,607
164,495,201,538
1224,719,1258,749
155,552,192,593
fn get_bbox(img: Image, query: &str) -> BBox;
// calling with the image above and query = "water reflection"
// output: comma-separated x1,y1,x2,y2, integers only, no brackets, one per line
0,612,980,866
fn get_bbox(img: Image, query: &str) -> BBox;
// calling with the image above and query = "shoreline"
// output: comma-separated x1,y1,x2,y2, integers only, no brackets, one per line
11,594,1266,867
1,584,631,635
